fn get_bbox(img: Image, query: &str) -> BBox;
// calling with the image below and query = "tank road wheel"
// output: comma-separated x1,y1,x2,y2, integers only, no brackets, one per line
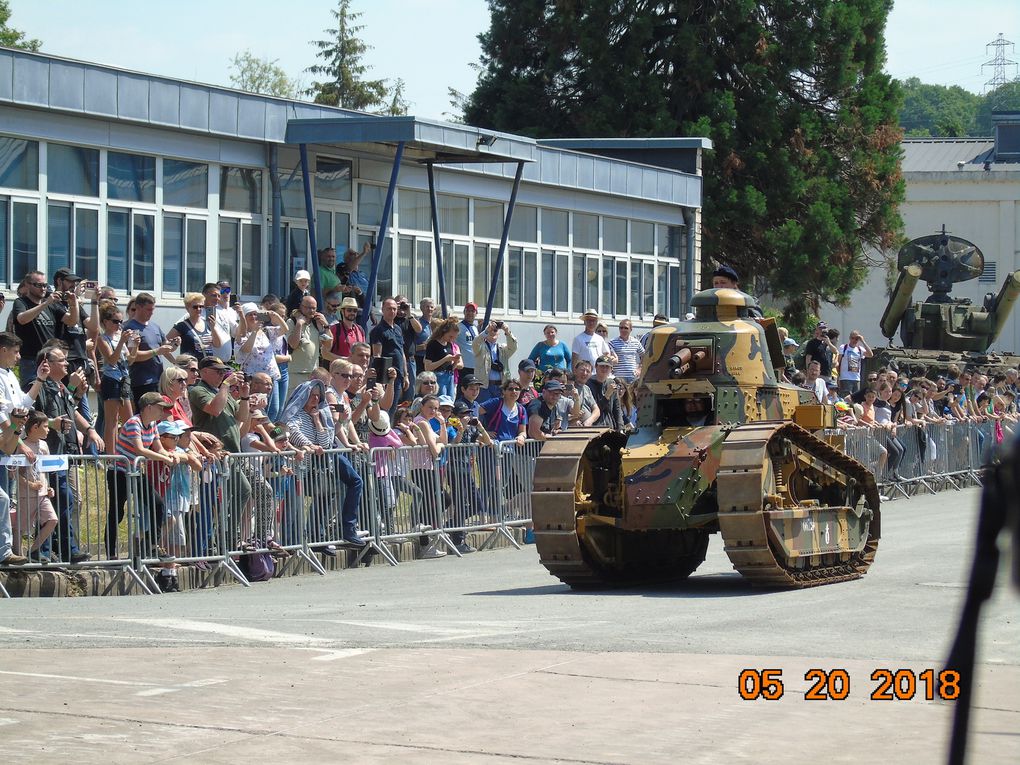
715,423,881,588
532,429,710,588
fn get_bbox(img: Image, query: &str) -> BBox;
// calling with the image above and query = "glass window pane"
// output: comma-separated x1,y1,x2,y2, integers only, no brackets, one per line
218,220,238,289
508,246,521,311
602,256,614,317
455,243,469,307
491,245,503,310
75,207,98,281
615,259,628,317
542,209,568,247
556,253,568,315
357,184,391,227
586,256,599,312
287,225,307,275
644,263,655,317
280,165,305,218
398,236,413,298
163,214,183,295
415,239,432,304
439,194,468,236
573,254,584,314
632,221,654,255
186,219,207,292
360,233,391,301
604,217,626,252
133,213,155,291
12,201,37,281
541,251,554,313
660,224,683,259
474,199,503,239
0,137,38,190
630,262,641,319
657,264,668,319
399,189,430,232
524,250,537,311
333,212,350,253
669,265,681,319
315,157,352,201
509,204,537,242
107,151,155,203
473,244,488,306
441,240,453,307
0,199,7,284
47,203,71,274
220,167,263,214
241,223,261,296
48,143,98,197
107,210,129,290
573,212,598,249
315,209,331,252
164,159,208,208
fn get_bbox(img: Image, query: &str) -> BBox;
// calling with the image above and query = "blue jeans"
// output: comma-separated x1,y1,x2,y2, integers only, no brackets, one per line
0,477,12,561
39,470,81,562
309,453,363,541
436,370,455,400
272,366,288,422
266,381,281,423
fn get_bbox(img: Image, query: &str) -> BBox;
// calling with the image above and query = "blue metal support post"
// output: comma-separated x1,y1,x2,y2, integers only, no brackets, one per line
426,162,448,318
362,141,405,330
482,161,526,329
298,144,322,307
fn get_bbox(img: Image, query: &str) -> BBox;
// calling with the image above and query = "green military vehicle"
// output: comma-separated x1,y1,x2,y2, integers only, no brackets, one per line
532,288,880,589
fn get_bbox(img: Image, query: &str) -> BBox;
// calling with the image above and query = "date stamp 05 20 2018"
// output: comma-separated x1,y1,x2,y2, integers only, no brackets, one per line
738,668,962,702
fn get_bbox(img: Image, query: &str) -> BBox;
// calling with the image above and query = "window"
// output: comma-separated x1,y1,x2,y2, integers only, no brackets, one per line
474,244,502,309
439,194,468,236
573,212,598,249
557,252,569,315
524,250,537,311
0,137,38,191
315,157,352,201
107,151,155,204
615,259,627,317
355,232,390,301
604,217,626,252
414,239,431,303
133,214,155,291
632,221,654,255
219,219,263,296
440,239,469,306
163,215,207,295
47,204,98,280
164,159,208,208
47,204,71,275
509,204,537,242
630,262,642,319
187,219,208,293
106,209,153,291
220,167,263,214
399,189,430,232
657,264,668,320
602,257,615,317
508,246,522,310
643,262,655,317
669,264,681,319
1,198,40,284
542,250,569,314
48,143,99,197
107,210,130,290
474,199,503,239
280,165,306,218
316,210,350,253
542,209,568,247
357,184,391,227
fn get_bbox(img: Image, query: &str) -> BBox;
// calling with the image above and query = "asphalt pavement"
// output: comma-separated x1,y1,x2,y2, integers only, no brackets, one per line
0,486,1016,764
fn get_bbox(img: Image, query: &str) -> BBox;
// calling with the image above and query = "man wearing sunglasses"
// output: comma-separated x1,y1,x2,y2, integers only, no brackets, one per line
322,297,365,365
12,270,69,383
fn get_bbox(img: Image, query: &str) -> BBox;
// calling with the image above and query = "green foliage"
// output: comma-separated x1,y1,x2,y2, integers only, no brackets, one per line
975,81,1020,134
465,0,905,318
306,0,387,111
898,77,981,136
386,78,410,116
228,50,300,98
0,0,40,51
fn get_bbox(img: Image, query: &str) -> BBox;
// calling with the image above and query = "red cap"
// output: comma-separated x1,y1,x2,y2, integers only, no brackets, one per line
465,302,478,311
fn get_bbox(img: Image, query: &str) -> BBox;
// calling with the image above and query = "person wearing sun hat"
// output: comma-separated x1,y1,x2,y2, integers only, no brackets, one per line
571,309,614,368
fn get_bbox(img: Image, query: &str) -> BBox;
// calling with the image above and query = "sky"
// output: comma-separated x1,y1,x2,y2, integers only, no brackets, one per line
8,0,1020,120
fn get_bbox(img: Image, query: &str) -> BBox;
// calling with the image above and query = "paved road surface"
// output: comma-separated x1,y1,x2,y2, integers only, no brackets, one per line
0,486,1016,763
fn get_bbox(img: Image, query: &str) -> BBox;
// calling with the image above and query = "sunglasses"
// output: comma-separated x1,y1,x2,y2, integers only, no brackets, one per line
186,367,199,373
30,282,46,288
507,387,521,392
421,381,437,386
110,319,123,325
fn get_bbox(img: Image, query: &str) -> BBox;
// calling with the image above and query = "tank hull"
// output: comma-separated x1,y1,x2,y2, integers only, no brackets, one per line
864,347,1020,378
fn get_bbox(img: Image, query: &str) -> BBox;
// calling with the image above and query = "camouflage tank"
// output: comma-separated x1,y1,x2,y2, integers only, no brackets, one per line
869,228,1020,377
532,288,880,589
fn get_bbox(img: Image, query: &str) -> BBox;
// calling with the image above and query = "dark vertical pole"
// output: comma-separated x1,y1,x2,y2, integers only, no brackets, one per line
482,160,525,329
426,162,448,318
362,141,404,330
298,144,322,308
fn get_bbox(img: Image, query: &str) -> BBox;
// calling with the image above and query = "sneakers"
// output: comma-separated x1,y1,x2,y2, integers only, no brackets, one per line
70,551,91,564
340,535,367,549
28,550,50,565
454,542,477,555
419,541,447,559
0,553,28,566
315,544,337,558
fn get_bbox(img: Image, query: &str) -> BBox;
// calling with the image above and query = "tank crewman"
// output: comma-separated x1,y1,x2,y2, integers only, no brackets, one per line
711,265,763,318
681,397,712,426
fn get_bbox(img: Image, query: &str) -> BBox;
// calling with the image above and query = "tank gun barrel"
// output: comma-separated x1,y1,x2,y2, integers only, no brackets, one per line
668,347,706,378
880,264,922,339
989,270,1020,343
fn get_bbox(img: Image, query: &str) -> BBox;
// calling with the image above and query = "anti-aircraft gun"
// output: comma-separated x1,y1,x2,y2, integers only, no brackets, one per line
873,228,1020,375
531,288,880,589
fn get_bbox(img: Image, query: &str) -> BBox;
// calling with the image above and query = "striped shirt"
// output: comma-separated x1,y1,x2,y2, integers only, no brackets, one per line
609,336,645,382
115,415,159,471
285,410,336,450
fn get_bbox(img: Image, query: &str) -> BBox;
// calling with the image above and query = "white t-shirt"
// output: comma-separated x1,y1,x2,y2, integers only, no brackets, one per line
210,306,239,363
807,377,828,403
571,331,611,366
838,343,864,382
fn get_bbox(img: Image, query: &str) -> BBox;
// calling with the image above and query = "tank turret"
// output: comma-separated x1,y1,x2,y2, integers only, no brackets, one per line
531,288,880,591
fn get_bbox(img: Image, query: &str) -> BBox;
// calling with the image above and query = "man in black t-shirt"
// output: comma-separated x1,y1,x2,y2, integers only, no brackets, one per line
50,268,96,376
370,298,410,406
527,379,565,441
13,270,72,383
803,322,836,378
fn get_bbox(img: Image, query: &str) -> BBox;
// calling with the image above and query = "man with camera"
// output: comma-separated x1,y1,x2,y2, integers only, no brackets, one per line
527,379,566,441
394,295,422,401
13,270,71,383
370,298,416,406
286,294,331,394
471,320,518,402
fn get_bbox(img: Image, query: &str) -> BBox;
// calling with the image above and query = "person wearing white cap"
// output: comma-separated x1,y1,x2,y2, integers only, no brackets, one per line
571,309,613,368
235,302,289,420
285,269,312,315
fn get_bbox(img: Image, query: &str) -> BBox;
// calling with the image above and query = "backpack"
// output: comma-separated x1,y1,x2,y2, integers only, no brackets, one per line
239,540,275,582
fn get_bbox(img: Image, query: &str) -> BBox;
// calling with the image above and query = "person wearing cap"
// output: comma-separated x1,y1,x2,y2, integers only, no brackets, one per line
123,292,179,411
285,269,313,316
454,373,485,417
712,264,741,289
110,391,178,560
153,419,202,583
835,330,873,397
781,337,800,380
527,325,571,374
639,314,670,347
472,318,518,401
588,356,626,432
446,398,492,554
323,296,366,366
804,322,837,379
572,309,614,369
515,359,540,406
284,294,330,398
339,242,372,304
456,302,480,384
527,379,566,441
202,282,239,365
236,301,288,420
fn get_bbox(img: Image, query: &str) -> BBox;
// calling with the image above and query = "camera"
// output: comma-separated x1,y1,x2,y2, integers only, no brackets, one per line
81,280,99,300
398,301,409,311
255,311,271,324
494,321,505,329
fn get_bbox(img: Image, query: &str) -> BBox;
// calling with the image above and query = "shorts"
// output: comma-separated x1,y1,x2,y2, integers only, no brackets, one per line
14,495,57,535
100,375,132,402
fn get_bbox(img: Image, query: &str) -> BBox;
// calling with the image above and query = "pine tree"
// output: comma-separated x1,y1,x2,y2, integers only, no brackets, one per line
0,1,40,51
386,78,410,116
229,50,300,99
306,0,387,111
465,0,904,322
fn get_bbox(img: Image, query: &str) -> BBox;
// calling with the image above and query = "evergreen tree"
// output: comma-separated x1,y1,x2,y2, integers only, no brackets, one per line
898,77,981,137
386,78,410,116
465,0,904,322
306,0,387,111
0,0,40,51
229,50,300,99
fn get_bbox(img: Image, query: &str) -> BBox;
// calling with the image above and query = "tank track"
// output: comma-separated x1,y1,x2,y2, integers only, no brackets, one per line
716,422,881,588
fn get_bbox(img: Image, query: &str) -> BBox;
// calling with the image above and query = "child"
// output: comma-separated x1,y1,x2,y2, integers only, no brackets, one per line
15,411,58,564
154,420,200,591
